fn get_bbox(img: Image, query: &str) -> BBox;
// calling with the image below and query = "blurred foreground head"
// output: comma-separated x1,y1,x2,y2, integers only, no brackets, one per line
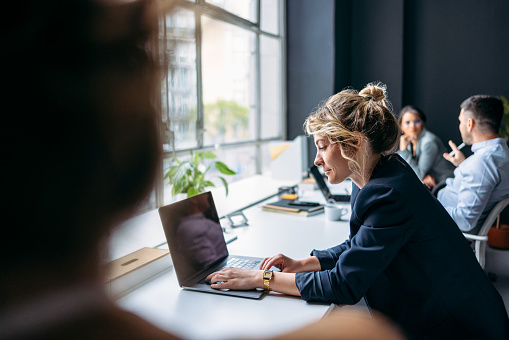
1,0,161,281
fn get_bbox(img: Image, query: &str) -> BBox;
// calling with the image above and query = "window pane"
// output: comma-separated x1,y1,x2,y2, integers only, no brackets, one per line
201,15,256,146
219,145,258,180
206,0,257,22
260,0,279,35
161,9,198,151
260,141,275,175
260,35,282,139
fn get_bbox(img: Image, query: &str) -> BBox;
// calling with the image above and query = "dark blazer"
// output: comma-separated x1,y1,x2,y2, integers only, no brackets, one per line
295,154,509,339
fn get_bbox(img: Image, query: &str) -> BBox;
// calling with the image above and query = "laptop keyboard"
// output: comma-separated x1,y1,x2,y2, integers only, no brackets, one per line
223,258,261,270
333,194,350,202
200,258,260,284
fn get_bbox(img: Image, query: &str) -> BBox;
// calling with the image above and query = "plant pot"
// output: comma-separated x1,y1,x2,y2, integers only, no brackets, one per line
487,224,509,250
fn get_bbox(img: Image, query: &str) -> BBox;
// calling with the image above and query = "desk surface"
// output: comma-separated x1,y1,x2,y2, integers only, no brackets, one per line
108,175,299,261
114,179,353,340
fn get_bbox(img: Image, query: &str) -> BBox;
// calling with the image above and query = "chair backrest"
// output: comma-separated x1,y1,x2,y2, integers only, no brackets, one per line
477,196,509,237
431,181,447,197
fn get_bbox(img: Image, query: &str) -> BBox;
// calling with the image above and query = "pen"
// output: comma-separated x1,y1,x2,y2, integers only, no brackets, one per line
449,143,465,157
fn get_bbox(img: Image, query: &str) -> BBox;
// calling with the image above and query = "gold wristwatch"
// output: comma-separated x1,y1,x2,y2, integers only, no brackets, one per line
263,270,273,291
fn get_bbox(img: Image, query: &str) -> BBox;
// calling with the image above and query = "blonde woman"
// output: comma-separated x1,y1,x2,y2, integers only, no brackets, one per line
207,83,509,339
1,1,405,339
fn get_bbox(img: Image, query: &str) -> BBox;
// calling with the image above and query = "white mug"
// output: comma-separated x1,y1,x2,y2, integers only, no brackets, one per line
324,205,348,221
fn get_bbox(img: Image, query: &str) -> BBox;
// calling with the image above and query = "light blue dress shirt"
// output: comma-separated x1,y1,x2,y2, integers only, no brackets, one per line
438,138,509,234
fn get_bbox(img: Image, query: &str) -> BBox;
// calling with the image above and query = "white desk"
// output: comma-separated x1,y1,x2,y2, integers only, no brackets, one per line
108,175,299,261
114,180,352,340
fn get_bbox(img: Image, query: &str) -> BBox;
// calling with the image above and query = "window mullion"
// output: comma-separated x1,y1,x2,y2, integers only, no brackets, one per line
195,11,204,148
255,31,262,174
280,0,287,140
256,0,261,26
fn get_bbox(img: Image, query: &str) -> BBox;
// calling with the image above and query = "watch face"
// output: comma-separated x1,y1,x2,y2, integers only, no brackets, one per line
263,270,273,279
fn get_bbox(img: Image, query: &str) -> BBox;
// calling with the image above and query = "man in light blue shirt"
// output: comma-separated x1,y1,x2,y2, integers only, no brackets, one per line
438,95,509,234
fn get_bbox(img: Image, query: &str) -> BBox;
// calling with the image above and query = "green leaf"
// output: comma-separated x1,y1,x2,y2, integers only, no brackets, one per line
163,165,178,180
194,173,205,187
193,152,200,167
171,185,178,197
172,180,186,196
202,164,212,177
500,95,509,139
203,180,215,187
199,151,217,159
169,164,188,185
218,176,229,196
187,186,200,198
215,161,236,175
500,94,509,107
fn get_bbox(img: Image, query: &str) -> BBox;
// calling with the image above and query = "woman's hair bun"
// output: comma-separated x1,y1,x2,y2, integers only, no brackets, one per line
359,82,387,102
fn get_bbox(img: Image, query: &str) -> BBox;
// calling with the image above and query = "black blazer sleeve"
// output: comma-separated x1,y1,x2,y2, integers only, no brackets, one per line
296,183,414,304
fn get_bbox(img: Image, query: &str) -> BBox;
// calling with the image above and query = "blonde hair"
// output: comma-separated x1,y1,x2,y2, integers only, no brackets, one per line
304,82,399,177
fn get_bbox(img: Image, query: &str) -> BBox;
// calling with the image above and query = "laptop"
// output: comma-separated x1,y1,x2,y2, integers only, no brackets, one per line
309,165,351,204
158,191,266,299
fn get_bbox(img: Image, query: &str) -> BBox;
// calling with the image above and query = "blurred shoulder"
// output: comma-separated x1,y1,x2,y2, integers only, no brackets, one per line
419,129,444,146
266,308,406,340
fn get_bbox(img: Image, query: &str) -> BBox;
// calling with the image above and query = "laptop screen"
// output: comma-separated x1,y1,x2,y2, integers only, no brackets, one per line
158,192,228,285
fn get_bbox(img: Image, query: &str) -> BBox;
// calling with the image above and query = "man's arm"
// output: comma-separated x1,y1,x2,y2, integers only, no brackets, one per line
442,157,498,233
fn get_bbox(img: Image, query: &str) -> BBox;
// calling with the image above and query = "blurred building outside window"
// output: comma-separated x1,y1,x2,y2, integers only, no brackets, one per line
152,0,285,208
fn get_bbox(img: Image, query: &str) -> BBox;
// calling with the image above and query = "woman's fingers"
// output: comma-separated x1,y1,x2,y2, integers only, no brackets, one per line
261,254,286,270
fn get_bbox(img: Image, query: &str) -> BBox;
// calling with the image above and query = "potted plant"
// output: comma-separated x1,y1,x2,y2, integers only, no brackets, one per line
499,95,509,142
164,150,236,198
486,95,509,249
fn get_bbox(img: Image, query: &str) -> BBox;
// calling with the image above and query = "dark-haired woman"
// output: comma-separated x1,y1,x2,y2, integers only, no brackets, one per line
207,83,509,339
397,105,454,189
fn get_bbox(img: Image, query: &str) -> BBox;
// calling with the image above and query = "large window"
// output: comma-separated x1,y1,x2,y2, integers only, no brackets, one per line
156,0,285,206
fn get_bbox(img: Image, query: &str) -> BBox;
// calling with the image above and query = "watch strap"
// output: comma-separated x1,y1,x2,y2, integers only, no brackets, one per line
263,270,273,291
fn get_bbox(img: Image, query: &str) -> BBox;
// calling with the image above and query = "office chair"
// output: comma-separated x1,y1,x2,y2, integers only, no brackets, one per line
431,181,446,197
463,196,509,269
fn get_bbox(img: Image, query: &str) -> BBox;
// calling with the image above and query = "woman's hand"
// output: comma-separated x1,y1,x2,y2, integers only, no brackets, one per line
260,254,300,272
421,174,436,190
399,134,417,151
205,268,262,290
261,254,320,273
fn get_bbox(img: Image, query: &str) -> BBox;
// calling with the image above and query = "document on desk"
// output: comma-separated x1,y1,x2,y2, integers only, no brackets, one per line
261,199,324,217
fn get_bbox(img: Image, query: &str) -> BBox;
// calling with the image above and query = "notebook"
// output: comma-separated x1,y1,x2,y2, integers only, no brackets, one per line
262,198,324,217
158,191,266,299
309,165,351,204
